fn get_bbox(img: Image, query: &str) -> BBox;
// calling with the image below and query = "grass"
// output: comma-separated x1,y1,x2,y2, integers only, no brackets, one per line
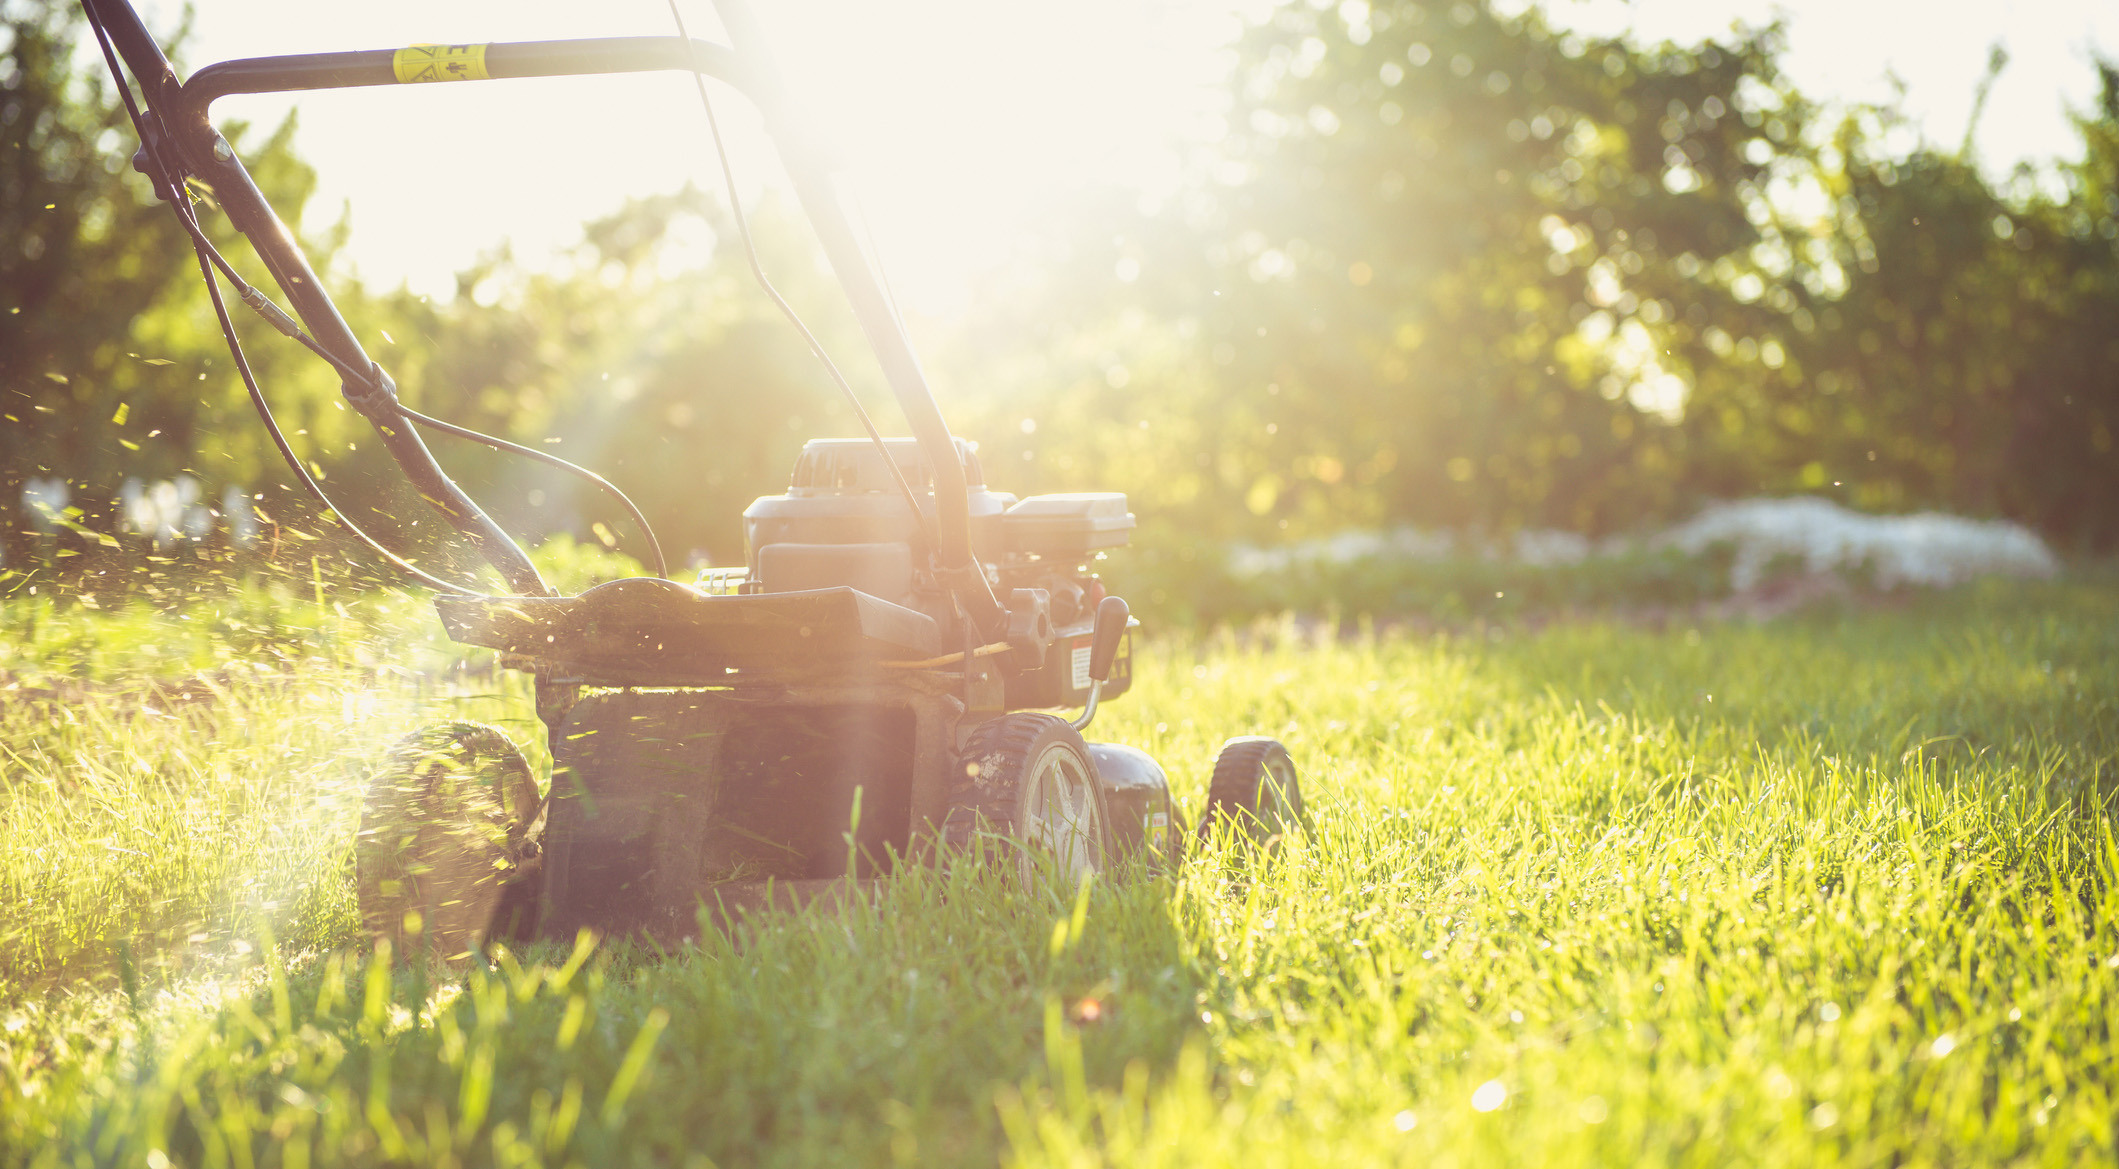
1,577,2115,1166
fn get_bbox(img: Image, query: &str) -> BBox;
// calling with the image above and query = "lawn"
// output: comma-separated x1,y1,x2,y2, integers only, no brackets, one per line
2,579,2114,1166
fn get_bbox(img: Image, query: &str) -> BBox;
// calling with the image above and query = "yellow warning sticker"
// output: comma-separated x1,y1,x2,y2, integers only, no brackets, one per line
392,44,490,84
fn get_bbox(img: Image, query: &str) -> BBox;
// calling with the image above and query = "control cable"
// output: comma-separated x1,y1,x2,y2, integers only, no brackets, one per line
664,0,940,550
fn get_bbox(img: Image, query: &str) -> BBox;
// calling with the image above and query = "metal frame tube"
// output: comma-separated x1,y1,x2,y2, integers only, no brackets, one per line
177,37,750,119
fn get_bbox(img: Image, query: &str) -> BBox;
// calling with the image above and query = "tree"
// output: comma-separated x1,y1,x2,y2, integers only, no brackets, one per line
1,0,347,568
950,0,1795,542
951,1,2119,551
1764,61,2119,547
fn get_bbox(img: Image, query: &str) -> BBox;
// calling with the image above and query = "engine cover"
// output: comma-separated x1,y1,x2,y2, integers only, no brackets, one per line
742,438,1016,561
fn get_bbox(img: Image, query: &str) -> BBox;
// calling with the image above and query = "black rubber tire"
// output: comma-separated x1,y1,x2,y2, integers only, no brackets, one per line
355,722,544,962
945,714,1114,886
1198,737,1302,842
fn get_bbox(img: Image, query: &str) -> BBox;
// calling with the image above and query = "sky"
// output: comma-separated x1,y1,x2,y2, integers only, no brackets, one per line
140,0,2117,314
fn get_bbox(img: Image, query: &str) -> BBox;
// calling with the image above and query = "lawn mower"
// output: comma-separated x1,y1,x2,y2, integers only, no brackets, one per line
81,0,1305,957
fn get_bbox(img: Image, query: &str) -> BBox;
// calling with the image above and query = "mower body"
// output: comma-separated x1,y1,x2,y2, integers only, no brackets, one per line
79,0,1283,952
437,439,1171,938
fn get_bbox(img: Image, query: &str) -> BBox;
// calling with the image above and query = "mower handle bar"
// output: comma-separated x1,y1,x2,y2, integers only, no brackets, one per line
81,0,1008,638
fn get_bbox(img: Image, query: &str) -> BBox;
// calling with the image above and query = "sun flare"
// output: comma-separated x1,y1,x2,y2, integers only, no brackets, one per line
157,0,1246,316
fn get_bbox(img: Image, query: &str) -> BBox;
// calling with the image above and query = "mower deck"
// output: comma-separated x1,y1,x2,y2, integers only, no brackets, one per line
435,576,945,685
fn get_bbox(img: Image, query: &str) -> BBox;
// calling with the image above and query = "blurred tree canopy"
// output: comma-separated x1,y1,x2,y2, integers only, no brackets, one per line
1,0,360,569
951,1,2118,551
5,0,2117,585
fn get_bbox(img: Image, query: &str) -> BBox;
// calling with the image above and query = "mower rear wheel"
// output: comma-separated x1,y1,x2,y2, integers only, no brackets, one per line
946,714,1113,886
355,722,543,961
1199,737,1302,842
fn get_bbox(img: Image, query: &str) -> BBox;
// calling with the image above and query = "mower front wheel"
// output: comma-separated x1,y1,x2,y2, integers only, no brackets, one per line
946,714,1113,887
355,722,544,961
1199,737,1303,843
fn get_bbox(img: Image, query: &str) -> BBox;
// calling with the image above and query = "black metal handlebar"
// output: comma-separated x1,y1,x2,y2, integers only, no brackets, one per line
175,37,749,122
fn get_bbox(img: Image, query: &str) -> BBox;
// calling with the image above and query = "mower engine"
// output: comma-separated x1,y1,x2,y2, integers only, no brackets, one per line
743,438,1136,710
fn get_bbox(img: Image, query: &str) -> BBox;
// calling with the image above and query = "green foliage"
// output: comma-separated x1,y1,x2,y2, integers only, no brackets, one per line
527,532,645,595
1765,90,2119,547
2,582,2115,1164
0,2,358,569
946,1,2119,549
946,4,1800,539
